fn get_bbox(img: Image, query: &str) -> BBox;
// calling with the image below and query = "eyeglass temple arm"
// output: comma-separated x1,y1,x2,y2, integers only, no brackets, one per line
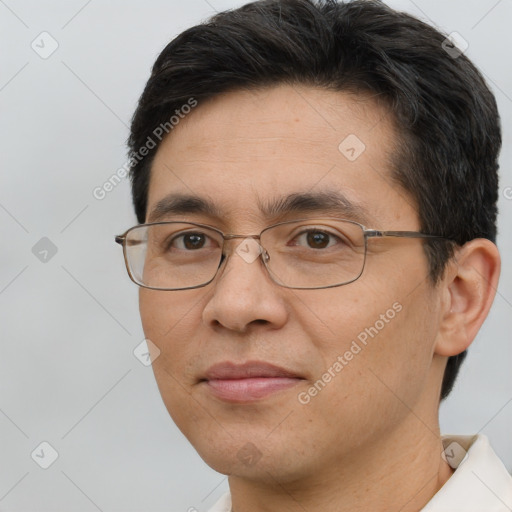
115,235,146,246
365,230,448,240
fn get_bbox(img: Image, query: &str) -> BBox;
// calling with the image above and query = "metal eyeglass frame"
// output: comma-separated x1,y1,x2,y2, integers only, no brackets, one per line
115,218,453,291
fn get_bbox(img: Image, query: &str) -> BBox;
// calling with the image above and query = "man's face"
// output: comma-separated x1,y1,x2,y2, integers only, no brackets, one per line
140,85,443,481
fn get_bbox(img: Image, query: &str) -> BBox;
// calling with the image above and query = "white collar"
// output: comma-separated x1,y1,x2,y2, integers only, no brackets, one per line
420,434,512,511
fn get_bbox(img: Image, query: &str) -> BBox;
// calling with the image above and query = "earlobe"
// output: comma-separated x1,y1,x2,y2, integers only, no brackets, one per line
434,238,501,357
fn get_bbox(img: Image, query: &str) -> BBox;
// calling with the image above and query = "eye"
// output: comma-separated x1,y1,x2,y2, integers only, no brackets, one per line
292,229,341,249
169,232,215,250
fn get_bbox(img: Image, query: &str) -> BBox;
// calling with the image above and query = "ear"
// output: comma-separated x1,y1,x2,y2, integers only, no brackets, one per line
435,238,501,357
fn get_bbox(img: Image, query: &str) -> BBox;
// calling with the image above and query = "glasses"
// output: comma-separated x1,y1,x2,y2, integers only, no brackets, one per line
115,219,450,291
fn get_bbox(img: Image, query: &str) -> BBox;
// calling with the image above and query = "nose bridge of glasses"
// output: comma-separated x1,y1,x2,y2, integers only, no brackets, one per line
222,233,266,255
218,233,271,270
223,233,261,241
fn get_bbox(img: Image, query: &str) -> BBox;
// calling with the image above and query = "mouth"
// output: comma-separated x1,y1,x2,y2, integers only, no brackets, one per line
200,361,304,403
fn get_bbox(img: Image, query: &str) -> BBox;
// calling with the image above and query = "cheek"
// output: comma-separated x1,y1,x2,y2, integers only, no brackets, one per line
139,287,206,341
295,278,437,414
138,288,207,407
139,288,176,339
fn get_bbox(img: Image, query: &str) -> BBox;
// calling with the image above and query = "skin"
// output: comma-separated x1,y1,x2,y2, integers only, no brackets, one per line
139,84,500,512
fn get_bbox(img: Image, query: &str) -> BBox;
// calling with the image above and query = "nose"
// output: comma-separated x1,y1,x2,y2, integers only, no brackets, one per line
202,239,288,333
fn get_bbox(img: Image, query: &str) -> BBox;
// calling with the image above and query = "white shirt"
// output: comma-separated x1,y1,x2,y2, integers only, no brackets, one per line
208,435,512,512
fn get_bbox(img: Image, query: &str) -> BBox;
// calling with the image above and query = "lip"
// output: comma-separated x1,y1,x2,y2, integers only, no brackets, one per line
200,361,304,402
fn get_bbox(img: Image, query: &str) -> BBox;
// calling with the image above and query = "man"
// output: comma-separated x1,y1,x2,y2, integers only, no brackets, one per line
116,0,511,510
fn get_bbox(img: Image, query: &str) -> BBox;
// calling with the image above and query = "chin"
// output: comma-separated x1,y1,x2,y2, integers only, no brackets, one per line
187,427,311,485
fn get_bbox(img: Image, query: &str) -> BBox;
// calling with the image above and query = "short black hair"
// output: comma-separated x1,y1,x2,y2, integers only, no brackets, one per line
127,0,501,400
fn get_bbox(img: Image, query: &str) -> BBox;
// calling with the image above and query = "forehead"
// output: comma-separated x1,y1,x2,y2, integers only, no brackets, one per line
147,84,417,229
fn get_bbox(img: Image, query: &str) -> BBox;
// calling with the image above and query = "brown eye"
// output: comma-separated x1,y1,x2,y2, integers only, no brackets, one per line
306,231,331,249
170,232,211,250
182,233,206,249
290,229,340,249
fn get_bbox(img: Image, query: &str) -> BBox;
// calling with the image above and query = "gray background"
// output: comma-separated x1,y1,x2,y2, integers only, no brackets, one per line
0,1,511,511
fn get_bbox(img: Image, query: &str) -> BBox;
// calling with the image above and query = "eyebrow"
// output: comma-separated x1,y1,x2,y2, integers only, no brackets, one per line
259,190,374,225
148,194,222,223
147,190,374,225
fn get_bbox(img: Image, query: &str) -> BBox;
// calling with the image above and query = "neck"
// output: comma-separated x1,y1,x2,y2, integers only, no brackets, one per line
228,415,454,512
